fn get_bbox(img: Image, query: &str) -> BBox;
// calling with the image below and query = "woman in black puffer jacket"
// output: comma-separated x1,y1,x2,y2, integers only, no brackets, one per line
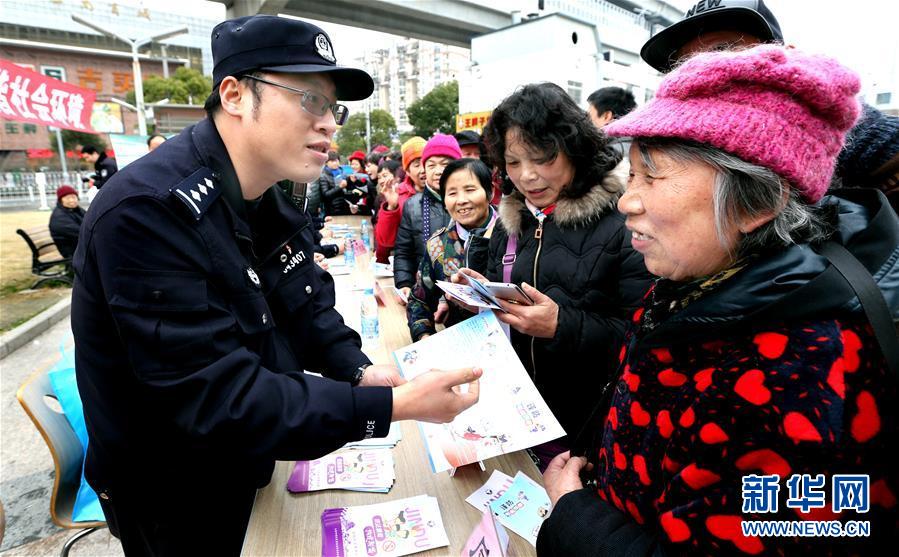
456,83,651,469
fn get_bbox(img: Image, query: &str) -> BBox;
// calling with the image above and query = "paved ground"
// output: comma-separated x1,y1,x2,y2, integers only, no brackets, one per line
0,289,70,333
0,317,123,556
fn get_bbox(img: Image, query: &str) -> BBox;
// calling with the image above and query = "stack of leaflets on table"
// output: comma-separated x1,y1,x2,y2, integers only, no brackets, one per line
287,448,395,493
321,495,449,557
393,311,566,473
487,472,551,547
344,422,403,449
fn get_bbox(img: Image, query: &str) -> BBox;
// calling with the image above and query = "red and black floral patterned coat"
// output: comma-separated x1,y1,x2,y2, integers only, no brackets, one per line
538,190,899,555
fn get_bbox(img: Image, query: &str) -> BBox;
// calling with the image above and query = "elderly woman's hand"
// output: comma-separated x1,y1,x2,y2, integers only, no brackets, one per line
544,451,591,506
448,268,485,314
495,283,558,339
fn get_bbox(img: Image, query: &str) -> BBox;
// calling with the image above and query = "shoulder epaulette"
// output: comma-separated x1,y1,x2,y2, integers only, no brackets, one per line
170,167,220,220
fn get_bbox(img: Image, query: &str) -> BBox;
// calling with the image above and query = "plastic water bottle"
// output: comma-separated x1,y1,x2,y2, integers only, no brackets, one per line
360,288,379,347
360,220,371,251
344,233,356,267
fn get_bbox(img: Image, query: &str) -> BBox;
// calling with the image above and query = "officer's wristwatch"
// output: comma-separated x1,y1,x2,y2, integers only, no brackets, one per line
350,364,371,386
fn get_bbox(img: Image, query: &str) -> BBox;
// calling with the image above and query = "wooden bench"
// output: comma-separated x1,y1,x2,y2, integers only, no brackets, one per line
15,226,73,289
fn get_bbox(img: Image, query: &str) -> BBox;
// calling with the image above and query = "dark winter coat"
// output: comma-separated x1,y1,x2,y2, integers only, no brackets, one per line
92,152,118,189
49,200,85,258
393,188,451,289
538,189,899,556
486,169,652,441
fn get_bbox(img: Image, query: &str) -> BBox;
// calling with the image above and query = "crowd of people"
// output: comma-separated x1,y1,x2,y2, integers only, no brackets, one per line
56,0,897,555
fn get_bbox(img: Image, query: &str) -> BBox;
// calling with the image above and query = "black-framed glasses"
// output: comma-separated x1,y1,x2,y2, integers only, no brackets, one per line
244,75,349,125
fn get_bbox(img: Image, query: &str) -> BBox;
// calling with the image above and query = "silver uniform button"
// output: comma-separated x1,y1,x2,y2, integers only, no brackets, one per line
305,285,312,294
262,313,267,324
247,267,261,287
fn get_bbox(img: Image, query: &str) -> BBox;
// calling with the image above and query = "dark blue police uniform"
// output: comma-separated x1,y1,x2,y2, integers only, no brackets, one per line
71,116,392,555
92,151,118,189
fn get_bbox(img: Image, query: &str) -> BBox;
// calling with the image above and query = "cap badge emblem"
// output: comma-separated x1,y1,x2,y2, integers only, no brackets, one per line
314,34,336,62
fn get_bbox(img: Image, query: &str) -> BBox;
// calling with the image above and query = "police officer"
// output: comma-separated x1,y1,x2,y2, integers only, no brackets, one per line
80,144,118,189
71,15,481,556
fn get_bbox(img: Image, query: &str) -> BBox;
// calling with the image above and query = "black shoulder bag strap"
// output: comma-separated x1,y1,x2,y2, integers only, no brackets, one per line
816,240,899,378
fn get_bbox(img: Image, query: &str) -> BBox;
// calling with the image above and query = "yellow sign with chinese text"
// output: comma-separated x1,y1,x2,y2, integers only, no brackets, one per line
456,111,492,133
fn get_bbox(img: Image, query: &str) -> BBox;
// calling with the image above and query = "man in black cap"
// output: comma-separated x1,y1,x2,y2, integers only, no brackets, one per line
71,15,482,556
454,130,483,159
641,0,899,209
640,0,782,74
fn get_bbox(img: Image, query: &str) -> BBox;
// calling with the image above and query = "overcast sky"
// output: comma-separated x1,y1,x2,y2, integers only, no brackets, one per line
186,0,898,90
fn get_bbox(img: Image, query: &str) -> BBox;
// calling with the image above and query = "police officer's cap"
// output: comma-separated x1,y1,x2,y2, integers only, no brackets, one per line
211,15,374,101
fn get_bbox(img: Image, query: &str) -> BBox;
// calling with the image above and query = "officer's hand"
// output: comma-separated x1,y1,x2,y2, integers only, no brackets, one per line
392,367,482,423
314,252,326,263
359,364,407,387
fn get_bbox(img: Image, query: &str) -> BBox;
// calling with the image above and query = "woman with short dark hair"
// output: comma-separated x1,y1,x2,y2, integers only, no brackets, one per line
456,83,652,468
407,158,497,340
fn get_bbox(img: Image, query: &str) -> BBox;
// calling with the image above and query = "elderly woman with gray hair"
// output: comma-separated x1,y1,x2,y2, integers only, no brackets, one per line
538,45,898,556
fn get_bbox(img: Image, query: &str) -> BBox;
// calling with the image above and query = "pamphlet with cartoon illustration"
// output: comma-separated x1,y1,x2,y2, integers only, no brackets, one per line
488,472,551,547
320,495,449,557
287,448,395,493
465,470,515,512
393,312,565,473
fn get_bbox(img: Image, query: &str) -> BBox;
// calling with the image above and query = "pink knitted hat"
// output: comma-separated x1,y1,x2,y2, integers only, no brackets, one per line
606,45,861,202
421,134,462,164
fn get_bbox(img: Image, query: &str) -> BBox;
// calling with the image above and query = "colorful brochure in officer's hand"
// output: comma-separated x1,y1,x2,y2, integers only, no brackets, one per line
287,448,395,493
488,472,551,547
393,312,565,473
321,495,449,557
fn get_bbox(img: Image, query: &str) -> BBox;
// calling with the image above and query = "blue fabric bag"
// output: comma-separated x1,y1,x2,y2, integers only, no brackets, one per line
47,344,105,523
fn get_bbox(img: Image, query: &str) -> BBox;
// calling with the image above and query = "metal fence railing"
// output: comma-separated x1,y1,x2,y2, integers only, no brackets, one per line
1,172,90,210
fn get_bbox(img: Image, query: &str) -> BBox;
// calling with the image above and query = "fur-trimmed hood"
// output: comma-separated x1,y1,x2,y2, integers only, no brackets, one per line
498,159,628,235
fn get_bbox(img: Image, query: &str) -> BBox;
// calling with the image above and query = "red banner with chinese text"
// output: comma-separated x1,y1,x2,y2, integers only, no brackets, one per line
0,58,97,133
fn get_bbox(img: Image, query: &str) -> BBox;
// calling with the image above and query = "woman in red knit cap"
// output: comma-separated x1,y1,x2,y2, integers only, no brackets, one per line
538,45,898,556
